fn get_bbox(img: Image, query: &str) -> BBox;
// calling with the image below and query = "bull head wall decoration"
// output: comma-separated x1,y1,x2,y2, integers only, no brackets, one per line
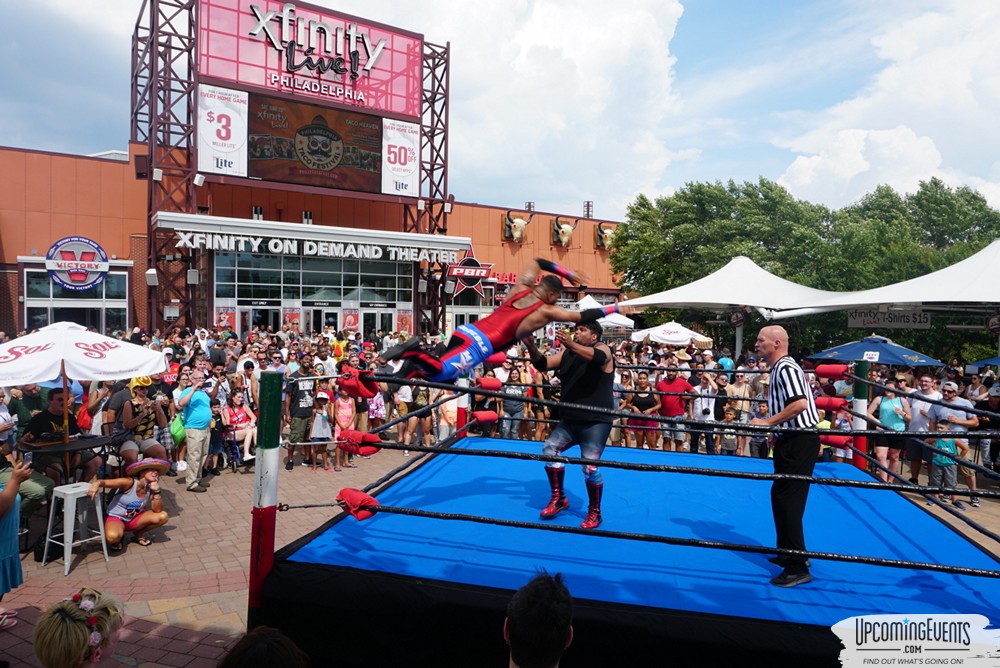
552,216,579,248
595,222,615,250
503,210,534,243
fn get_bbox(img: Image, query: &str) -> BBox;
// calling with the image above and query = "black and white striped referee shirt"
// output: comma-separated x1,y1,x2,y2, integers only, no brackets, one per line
768,355,820,431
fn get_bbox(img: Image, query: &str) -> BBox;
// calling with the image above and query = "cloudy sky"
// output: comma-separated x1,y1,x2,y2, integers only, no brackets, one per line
3,0,998,220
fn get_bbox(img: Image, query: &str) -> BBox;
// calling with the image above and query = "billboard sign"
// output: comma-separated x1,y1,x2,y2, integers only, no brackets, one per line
197,85,249,177
382,118,420,196
197,0,422,118
198,86,420,196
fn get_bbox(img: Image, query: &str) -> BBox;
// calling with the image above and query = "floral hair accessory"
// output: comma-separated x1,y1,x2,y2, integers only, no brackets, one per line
63,592,104,646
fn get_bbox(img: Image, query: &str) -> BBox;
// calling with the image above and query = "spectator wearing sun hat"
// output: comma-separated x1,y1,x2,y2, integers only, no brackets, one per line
88,458,170,550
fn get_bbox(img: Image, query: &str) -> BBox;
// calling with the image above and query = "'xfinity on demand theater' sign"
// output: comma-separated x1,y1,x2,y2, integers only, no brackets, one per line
175,231,460,264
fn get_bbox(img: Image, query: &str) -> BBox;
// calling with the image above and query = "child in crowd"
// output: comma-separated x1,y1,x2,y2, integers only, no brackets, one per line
716,407,740,456
333,386,357,468
34,587,125,668
830,409,853,463
748,401,770,459
309,391,334,472
927,423,969,508
435,387,459,442
205,399,224,476
816,409,833,461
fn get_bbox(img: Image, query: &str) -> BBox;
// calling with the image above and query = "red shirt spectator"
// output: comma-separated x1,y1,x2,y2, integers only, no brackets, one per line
656,369,693,417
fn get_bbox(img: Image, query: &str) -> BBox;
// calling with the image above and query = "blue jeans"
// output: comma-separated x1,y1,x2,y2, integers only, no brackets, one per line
542,421,613,484
501,408,524,440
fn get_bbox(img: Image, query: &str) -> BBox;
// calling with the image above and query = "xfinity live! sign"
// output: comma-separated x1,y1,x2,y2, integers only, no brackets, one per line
197,0,423,118
249,3,387,83
175,231,459,264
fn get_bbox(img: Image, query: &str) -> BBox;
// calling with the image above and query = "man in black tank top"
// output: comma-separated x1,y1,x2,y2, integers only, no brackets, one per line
525,322,614,529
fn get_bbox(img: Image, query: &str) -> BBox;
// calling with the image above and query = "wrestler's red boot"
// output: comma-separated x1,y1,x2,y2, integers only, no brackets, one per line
580,481,603,529
539,466,569,519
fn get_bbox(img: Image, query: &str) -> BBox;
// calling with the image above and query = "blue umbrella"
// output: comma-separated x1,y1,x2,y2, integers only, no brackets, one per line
969,356,1000,367
809,336,943,367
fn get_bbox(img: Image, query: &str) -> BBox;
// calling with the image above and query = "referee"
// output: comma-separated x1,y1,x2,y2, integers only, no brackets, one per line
750,325,820,588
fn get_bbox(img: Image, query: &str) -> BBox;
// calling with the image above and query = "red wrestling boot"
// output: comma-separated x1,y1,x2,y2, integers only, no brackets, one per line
539,466,569,519
580,481,603,529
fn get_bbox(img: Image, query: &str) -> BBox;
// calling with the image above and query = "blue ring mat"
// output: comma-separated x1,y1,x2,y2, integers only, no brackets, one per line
288,437,1000,627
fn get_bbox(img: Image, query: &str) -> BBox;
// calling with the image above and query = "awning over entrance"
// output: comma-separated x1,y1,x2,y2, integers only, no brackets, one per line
154,212,472,264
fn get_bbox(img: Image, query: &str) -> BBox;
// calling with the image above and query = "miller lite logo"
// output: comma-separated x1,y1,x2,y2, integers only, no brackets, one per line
45,237,110,291
446,249,493,298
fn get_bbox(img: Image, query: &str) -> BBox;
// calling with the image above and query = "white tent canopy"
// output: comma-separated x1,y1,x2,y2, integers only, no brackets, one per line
620,256,840,311
574,294,635,328
764,238,1000,319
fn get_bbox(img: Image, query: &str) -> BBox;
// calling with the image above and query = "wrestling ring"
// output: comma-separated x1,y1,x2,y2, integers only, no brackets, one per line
245,366,1000,668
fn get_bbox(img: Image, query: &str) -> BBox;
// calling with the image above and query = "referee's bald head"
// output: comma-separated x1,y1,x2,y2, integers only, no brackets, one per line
755,325,789,363
761,325,788,345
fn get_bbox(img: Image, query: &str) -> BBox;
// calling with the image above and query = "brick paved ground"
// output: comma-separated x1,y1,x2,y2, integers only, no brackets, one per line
0,446,409,667
1,443,998,666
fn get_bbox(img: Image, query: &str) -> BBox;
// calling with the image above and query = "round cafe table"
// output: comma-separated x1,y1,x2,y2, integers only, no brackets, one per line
18,435,113,483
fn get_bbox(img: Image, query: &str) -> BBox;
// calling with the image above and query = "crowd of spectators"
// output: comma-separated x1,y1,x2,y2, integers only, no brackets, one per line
0,324,998,551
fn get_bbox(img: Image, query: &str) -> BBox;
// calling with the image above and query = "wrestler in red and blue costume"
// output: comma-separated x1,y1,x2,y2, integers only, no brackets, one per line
387,259,628,382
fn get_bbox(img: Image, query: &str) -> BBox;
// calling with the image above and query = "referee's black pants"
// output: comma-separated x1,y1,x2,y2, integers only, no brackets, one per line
771,432,820,573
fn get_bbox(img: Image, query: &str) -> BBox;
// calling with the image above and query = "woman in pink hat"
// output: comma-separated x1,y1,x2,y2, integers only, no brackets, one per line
88,459,170,550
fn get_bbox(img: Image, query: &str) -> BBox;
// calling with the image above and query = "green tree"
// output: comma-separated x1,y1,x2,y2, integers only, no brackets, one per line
612,178,1000,359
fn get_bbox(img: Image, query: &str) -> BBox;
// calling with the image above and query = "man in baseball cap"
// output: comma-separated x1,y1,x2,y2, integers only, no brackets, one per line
928,379,979,508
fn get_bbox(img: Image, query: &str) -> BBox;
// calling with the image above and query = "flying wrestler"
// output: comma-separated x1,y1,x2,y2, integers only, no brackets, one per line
385,258,631,382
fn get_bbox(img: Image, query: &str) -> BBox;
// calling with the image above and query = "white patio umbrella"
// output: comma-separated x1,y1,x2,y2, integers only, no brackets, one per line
575,295,635,328
0,322,167,440
0,322,167,386
631,321,713,348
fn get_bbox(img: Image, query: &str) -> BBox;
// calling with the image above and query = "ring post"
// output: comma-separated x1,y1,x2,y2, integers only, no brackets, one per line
852,360,870,470
247,371,283,629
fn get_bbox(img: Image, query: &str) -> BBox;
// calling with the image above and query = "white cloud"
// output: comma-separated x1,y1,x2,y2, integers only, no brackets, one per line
22,0,1000,220
779,126,942,206
36,0,139,40
775,1,1000,208
60,0,686,218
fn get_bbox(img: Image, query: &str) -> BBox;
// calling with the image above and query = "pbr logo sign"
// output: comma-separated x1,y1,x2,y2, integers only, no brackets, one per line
447,250,493,298
45,237,110,291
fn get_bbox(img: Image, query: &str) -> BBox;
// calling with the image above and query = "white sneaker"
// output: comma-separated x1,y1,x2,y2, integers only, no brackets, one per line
177,461,188,472
243,452,255,461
